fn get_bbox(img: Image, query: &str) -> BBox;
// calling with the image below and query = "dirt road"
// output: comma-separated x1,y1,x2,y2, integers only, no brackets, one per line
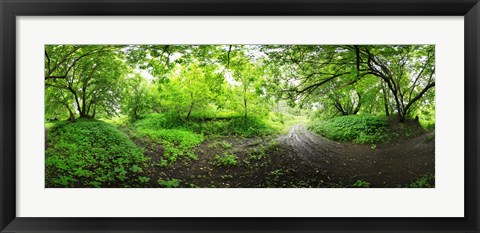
280,125,435,186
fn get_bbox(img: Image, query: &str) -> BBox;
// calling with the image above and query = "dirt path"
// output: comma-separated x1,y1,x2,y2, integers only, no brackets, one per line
280,125,435,186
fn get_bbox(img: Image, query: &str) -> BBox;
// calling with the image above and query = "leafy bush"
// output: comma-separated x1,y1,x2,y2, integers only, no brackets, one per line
136,113,276,138
308,115,390,144
226,117,276,137
45,120,147,187
308,115,427,144
133,113,183,130
184,115,276,137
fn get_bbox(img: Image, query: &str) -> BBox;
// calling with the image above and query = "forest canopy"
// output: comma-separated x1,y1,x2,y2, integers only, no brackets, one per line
44,44,435,188
45,44,435,124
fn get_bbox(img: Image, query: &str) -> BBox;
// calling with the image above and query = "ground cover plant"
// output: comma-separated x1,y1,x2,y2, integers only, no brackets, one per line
45,44,435,188
45,120,148,187
308,115,426,144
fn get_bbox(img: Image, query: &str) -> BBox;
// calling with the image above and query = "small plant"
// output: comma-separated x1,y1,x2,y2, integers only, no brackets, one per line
352,179,370,188
370,144,377,149
138,176,150,184
131,165,143,173
269,169,285,177
158,178,181,188
408,173,434,188
219,141,232,149
267,169,286,183
220,174,234,179
247,148,267,161
214,153,238,166
133,121,203,165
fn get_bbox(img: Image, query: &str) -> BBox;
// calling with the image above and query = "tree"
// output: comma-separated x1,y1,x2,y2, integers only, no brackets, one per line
227,46,271,122
158,62,218,120
122,74,152,121
262,45,435,121
262,45,361,109
358,45,435,121
45,45,127,121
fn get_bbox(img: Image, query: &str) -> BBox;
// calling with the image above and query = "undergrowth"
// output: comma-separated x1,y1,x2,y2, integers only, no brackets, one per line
407,173,435,188
213,153,238,166
133,126,203,165
134,113,277,138
45,119,147,188
308,115,424,144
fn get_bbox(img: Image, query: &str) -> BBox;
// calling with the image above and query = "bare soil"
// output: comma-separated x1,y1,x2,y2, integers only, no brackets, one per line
141,125,435,188
281,125,435,187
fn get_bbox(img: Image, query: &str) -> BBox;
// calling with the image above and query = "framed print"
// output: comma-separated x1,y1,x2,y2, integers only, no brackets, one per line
1,0,479,232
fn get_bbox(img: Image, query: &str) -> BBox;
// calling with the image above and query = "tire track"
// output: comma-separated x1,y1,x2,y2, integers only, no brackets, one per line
280,125,435,186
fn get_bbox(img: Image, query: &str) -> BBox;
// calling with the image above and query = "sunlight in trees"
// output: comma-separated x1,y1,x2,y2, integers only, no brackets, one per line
45,45,435,124
44,44,435,188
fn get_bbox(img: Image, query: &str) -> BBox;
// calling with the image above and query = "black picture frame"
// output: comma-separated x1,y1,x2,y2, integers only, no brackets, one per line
1,0,479,232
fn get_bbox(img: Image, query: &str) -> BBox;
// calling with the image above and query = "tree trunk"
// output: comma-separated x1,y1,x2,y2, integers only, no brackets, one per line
353,102,361,114
69,111,75,123
243,89,248,124
382,83,390,117
81,88,87,117
186,102,194,121
92,106,96,119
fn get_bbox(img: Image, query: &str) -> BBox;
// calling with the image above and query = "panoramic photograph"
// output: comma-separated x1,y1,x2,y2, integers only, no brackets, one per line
44,45,435,188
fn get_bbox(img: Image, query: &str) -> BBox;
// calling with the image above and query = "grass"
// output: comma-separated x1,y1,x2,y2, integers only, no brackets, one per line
308,115,425,144
45,119,147,187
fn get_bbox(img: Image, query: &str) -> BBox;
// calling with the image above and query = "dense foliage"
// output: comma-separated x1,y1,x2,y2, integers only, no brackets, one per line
45,120,147,187
45,45,435,124
308,115,425,144
44,44,435,188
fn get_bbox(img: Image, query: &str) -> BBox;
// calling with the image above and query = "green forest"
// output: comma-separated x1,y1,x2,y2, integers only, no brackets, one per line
45,45,435,188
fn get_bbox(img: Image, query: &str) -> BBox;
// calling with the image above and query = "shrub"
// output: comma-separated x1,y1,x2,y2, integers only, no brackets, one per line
45,120,147,187
308,115,426,144
308,115,390,144
133,113,183,130
135,113,277,138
